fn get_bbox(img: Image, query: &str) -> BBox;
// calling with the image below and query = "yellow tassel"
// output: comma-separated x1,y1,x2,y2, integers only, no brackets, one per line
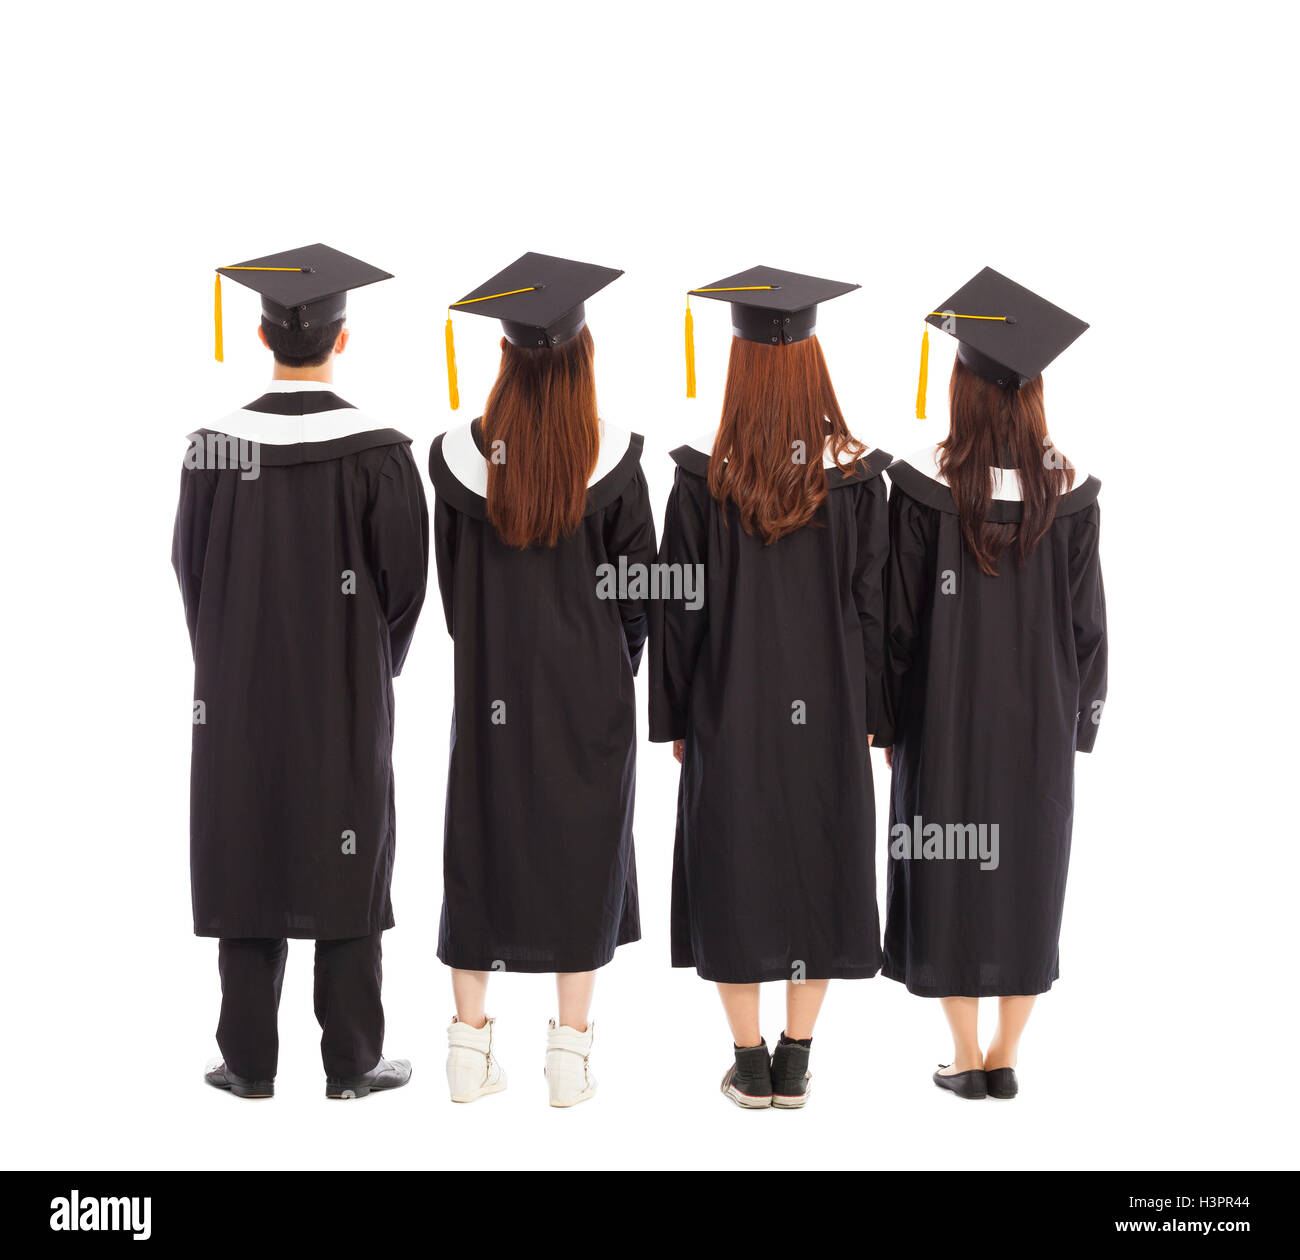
445,314,460,411
915,323,929,420
214,274,223,363
685,302,696,399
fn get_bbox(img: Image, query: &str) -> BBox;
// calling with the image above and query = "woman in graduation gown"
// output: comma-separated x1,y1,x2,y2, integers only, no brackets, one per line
884,268,1108,1100
427,254,656,1108
650,267,893,1109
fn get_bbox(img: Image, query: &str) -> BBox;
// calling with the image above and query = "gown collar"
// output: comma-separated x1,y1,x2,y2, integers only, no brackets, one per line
673,427,892,488
898,443,1089,500
887,444,1102,519
430,418,644,521
205,381,405,450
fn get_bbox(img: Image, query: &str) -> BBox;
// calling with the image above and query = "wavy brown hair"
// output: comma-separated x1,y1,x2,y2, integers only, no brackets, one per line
939,357,1074,576
481,325,600,548
709,335,868,545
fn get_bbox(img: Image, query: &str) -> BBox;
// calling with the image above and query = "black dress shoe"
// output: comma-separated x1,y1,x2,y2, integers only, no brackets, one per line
986,1067,1019,1099
325,1057,412,1099
720,1040,772,1109
932,1064,988,1099
204,1061,274,1099
771,1033,812,1109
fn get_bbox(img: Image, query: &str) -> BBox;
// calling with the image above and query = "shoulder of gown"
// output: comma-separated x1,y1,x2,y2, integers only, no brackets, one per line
429,419,645,522
195,388,411,467
886,443,1102,521
669,428,893,489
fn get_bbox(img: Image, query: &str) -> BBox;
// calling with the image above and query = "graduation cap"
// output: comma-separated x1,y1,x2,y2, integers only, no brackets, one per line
213,243,393,362
683,265,860,397
915,266,1089,418
444,252,623,409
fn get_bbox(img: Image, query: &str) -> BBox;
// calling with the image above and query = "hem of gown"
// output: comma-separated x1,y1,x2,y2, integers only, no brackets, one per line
672,957,882,984
438,932,640,974
880,960,1058,997
193,914,395,941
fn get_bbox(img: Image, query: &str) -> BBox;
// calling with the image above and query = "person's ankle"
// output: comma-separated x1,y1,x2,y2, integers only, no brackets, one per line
457,1014,488,1030
983,1044,1016,1070
948,1049,984,1072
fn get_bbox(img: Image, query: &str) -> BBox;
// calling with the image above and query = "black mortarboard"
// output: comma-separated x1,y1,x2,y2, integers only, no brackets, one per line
916,266,1089,416
443,252,623,409
683,265,860,397
213,243,392,362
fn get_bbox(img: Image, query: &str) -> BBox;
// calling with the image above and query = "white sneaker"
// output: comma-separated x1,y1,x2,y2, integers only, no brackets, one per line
545,1019,597,1108
446,1016,507,1103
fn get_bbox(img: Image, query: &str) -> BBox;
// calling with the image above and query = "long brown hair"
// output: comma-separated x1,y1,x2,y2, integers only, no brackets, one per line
709,335,867,545
481,324,600,548
939,357,1074,576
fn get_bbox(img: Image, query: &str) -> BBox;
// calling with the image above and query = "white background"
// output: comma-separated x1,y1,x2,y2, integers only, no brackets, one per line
2,0,1296,1172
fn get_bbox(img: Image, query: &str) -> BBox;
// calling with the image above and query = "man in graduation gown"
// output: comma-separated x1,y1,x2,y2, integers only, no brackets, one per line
172,245,428,1099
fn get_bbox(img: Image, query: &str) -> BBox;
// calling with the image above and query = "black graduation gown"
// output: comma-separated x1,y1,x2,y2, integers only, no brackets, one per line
649,436,894,984
882,448,1107,997
427,418,656,973
172,383,429,940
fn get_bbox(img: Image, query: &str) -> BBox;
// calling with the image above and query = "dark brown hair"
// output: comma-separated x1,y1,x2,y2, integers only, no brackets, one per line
261,316,344,368
709,335,867,545
938,357,1074,576
481,325,600,548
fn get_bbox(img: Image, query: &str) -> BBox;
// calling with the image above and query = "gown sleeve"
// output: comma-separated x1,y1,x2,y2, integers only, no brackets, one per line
648,467,710,743
1069,500,1108,752
432,493,460,638
364,444,430,676
601,464,659,675
884,484,938,725
852,476,894,747
171,458,218,656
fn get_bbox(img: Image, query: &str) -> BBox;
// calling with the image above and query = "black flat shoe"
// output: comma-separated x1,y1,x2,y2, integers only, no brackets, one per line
771,1033,812,1109
326,1057,412,1099
205,1060,274,1099
932,1065,987,1099
721,1040,772,1109
986,1067,1019,1099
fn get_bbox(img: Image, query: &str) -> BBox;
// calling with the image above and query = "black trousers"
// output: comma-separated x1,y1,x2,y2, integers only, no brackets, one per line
216,934,384,1080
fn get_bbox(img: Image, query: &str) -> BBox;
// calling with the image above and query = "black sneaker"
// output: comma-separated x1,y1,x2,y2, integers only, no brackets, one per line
771,1033,812,1109
720,1040,772,1109
325,1057,412,1100
204,1060,274,1099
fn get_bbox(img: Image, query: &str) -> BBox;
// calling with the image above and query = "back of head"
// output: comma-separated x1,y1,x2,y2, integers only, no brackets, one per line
709,335,866,545
939,357,1074,576
482,324,601,549
261,316,344,368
